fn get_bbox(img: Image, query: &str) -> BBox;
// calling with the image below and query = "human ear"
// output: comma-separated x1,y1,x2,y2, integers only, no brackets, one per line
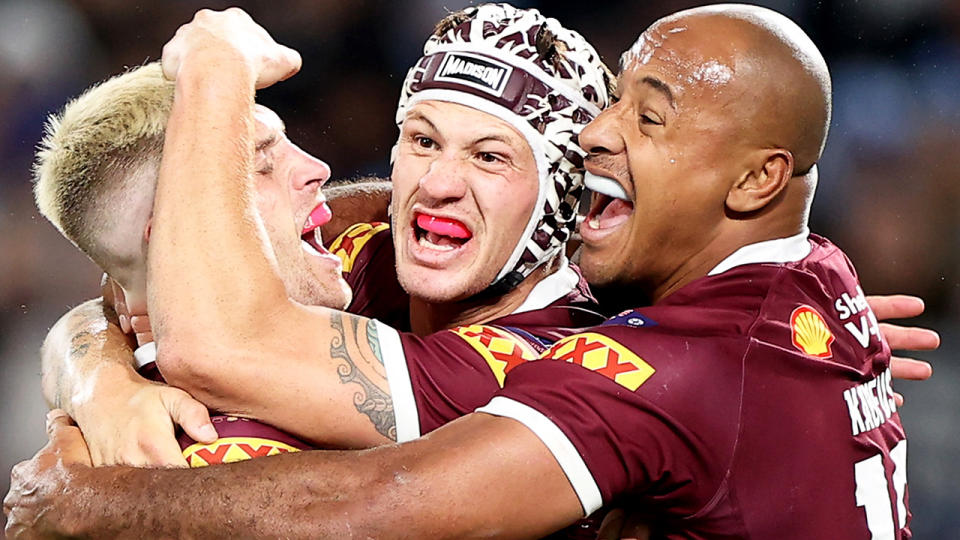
725,149,793,213
143,216,153,243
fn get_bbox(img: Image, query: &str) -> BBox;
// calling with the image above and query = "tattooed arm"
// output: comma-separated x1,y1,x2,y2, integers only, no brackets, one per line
148,11,398,449
156,304,398,447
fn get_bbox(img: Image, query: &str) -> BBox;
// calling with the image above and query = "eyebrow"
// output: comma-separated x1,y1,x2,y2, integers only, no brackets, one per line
473,134,517,146
255,134,278,152
640,76,676,108
406,112,438,132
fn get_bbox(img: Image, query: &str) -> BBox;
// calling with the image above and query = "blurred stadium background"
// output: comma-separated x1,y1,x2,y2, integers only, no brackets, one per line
0,0,955,535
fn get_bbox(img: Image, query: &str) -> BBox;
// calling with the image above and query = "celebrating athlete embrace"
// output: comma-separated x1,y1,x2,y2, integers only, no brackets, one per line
5,3,937,539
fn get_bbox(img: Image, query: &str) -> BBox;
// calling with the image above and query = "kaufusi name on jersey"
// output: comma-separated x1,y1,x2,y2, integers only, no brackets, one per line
842,367,897,436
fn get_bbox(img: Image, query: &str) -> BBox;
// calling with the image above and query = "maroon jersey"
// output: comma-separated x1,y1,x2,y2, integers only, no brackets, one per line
480,233,910,539
328,222,411,329
134,344,311,466
329,222,608,538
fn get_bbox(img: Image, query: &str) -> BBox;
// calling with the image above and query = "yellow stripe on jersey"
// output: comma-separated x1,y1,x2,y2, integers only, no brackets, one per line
450,325,540,387
328,222,390,273
541,332,655,391
182,437,302,467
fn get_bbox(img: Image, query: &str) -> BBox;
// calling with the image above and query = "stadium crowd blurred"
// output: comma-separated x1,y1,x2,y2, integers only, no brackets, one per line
0,0,956,535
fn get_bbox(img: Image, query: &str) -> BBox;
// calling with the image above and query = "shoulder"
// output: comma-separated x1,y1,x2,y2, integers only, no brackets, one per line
328,222,391,273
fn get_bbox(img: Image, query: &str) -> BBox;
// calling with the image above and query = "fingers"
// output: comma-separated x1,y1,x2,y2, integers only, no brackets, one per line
161,389,218,444
894,392,904,407
866,295,924,321
130,315,153,346
890,356,933,381
879,323,941,351
45,409,74,437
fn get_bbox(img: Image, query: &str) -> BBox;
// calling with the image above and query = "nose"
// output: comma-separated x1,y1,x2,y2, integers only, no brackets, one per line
417,153,467,203
289,143,332,192
579,101,627,158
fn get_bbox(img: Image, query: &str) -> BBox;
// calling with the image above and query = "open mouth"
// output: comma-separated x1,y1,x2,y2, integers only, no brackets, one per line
301,202,333,256
584,172,634,230
413,212,473,252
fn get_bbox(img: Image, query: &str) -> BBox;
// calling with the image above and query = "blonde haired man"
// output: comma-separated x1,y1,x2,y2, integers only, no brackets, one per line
33,62,354,464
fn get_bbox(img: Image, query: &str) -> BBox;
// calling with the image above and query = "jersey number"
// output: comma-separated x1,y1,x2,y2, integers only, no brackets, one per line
854,440,907,539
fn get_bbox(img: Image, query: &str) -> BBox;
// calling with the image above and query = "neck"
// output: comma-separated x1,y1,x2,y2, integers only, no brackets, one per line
408,261,558,335
651,179,812,304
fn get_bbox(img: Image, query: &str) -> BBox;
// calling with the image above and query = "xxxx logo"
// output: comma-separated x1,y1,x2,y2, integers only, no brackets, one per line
182,437,301,468
452,325,539,387
542,333,655,391
328,222,389,272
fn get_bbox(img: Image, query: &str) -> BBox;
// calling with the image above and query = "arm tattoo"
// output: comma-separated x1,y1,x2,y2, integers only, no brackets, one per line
329,314,396,441
50,330,95,410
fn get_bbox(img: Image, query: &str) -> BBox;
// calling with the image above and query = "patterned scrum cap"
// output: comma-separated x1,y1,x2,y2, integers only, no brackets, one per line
395,2,611,293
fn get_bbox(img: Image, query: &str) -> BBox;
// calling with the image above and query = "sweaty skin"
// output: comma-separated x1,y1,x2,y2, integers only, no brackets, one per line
6,5,938,539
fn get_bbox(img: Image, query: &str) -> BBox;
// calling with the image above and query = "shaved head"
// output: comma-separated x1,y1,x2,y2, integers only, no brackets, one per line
626,4,832,173
578,3,833,301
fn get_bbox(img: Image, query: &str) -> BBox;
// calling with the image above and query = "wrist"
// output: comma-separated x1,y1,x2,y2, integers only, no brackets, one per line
70,361,146,427
175,44,257,95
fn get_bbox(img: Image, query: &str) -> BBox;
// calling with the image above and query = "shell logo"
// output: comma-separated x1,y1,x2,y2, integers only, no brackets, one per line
790,305,834,358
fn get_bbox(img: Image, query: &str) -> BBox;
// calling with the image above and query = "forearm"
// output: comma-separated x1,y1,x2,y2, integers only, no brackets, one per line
49,415,580,539
149,47,288,350
41,299,139,416
322,178,391,240
159,304,394,448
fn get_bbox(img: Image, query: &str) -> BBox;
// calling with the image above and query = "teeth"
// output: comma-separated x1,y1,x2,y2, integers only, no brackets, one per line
418,235,456,252
585,172,630,201
301,239,323,256
588,215,600,229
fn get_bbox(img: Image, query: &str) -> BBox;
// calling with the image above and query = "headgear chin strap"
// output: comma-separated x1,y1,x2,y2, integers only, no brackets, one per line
394,3,611,293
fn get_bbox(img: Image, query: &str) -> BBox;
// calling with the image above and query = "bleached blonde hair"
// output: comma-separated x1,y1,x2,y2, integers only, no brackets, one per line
33,62,172,270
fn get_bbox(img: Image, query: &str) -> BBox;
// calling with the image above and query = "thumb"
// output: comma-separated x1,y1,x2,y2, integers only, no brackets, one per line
162,390,218,444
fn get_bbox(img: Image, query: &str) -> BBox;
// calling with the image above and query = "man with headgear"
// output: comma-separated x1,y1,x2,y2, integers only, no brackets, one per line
36,2,612,455
5,3,925,539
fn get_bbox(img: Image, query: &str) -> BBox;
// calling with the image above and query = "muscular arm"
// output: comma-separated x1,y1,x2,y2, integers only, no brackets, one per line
150,12,394,448
322,178,391,240
40,299,215,466
40,299,136,413
12,412,582,539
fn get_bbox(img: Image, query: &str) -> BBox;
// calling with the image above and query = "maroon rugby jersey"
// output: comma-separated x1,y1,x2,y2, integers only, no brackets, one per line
480,233,910,539
328,222,604,438
329,222,608,538
134,345,311,466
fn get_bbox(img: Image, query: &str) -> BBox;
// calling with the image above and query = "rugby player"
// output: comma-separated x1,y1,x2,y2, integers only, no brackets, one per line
29,62,374,464
5,4,938,539
36,3,611,458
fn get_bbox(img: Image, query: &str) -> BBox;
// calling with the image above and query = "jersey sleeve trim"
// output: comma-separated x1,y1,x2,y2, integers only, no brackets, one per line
373,320,421,442
476,395,602,516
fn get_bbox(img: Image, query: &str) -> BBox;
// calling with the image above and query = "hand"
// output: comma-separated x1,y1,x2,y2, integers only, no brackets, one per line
161,7,301,90
866,295,939,405
102,275,153,345
74,379,217,467
596,508,651,540
4,411,92,538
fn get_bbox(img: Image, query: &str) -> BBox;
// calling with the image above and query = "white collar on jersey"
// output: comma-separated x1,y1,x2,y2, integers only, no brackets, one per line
708,228,811,276
513,256,580,314
133,341,157,368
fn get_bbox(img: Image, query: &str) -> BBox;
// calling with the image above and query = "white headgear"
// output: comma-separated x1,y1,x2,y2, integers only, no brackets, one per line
395,3,611,292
